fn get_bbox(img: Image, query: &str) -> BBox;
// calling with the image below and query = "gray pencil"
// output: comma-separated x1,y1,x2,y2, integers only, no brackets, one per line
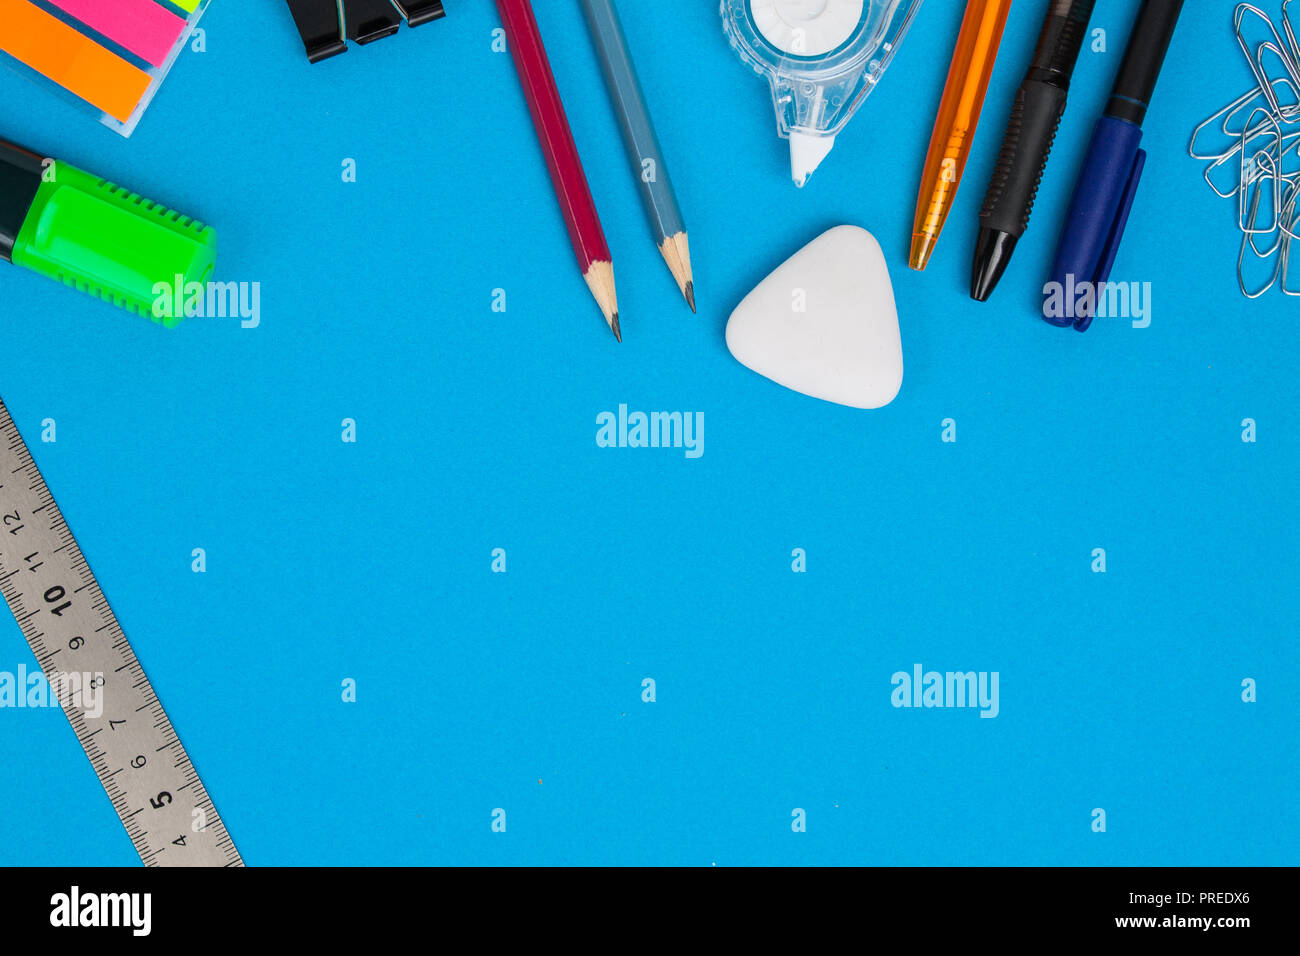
581,0,695,312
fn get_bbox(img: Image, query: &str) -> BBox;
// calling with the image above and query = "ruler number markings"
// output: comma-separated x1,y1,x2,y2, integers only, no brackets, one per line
0,400,241,867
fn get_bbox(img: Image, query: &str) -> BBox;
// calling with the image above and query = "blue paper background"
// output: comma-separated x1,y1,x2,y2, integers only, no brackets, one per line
0,0,1295,866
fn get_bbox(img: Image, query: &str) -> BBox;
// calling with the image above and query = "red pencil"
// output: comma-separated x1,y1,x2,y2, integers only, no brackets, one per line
496,0,620,341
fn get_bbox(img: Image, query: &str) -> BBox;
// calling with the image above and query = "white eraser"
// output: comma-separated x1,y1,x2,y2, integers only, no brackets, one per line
726,225,903,409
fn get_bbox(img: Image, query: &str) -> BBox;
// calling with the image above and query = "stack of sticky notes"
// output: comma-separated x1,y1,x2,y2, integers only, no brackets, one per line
0,0,209,136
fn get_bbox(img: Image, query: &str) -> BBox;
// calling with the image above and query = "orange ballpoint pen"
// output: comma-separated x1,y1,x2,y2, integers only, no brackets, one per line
910,0,1013,272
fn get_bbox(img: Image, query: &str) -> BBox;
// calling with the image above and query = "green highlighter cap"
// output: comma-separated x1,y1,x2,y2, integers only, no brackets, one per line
2,139,216,327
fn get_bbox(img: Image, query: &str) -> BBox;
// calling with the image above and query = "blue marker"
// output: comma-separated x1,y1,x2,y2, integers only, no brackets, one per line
1047,0,1183,331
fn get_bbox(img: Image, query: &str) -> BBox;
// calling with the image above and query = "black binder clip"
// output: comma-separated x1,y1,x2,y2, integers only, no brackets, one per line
396,2,448,28
286,0,447,64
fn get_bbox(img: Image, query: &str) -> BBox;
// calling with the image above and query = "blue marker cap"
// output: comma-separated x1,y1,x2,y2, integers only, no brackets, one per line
1047,116,1145,330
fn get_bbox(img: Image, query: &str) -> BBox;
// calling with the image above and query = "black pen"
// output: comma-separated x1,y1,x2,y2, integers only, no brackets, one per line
971,0,1097,302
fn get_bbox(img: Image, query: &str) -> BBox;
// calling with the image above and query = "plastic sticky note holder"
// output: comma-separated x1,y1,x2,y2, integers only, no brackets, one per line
0,0,210,137
722,0,923,186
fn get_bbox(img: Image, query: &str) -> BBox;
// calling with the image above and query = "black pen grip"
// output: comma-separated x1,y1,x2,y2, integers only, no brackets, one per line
979,80,1068,238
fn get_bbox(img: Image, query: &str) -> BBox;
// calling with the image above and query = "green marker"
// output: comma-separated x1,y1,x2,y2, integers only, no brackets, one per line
1,136,215,327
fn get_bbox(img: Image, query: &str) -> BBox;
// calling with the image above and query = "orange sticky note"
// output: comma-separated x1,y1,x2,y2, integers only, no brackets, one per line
0,0,152,122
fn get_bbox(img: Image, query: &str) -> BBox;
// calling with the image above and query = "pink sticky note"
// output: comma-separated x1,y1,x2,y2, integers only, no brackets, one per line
48,0,188,68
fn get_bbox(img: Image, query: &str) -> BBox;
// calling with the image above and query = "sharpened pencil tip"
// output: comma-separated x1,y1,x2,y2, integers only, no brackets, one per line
584,261,620,342
685,282,696,314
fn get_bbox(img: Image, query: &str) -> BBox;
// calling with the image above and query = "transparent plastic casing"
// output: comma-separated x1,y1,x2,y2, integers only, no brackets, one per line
0,0,209,138
723,0,923,182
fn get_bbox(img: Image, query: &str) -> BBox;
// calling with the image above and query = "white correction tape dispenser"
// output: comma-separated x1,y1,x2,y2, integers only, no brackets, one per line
722,0,923,187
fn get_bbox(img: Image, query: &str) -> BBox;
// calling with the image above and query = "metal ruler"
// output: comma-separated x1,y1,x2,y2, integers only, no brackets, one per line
0,397,241,867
